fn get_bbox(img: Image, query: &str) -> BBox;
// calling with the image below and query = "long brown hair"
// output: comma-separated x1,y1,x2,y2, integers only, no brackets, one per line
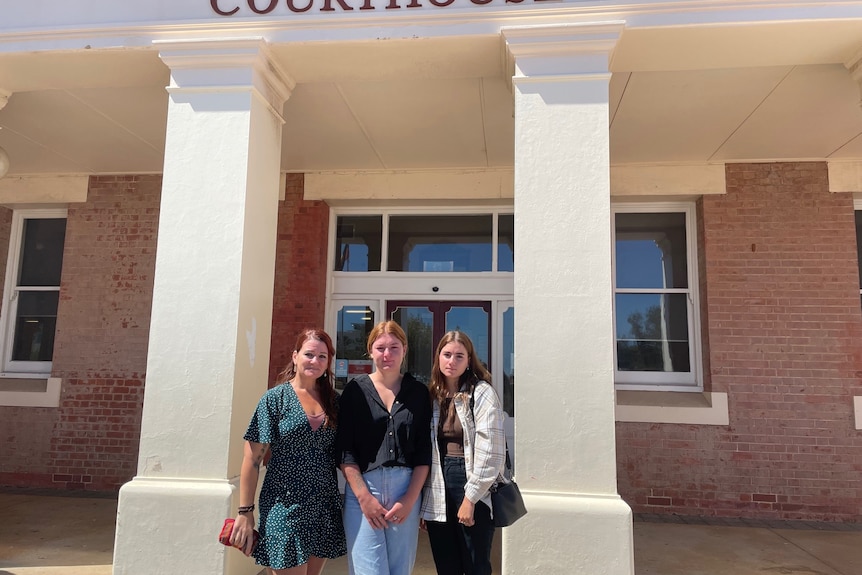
276,328,338,428
429,330,492,404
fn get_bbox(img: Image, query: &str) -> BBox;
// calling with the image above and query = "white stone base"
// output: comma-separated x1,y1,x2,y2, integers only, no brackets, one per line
113,477,258,575
502,492,634,575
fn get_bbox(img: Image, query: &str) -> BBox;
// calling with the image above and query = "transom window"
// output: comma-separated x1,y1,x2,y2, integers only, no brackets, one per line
334,211,514,273
612,203,701,389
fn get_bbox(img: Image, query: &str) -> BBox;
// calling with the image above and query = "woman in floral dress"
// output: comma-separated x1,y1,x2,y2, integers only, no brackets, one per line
230,328,347,575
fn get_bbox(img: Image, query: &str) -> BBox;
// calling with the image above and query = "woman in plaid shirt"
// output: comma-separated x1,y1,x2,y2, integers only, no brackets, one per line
420,331,506,575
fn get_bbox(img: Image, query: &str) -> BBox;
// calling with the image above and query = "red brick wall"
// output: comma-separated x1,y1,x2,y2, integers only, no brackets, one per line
0,176,161,491
268,174,330,385
1,174,329,492
616,162,862,521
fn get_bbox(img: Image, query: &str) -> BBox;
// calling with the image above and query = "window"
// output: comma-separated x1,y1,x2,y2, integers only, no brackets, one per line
612,203,701,389
0,209,67,375
335,216,382,272
333,211,514,273
333,303,376,390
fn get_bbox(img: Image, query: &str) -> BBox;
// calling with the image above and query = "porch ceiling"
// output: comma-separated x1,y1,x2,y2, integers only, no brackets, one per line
1,21,862,177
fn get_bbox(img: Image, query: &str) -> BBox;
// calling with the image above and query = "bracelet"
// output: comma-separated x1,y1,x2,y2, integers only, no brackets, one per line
237,504,255,514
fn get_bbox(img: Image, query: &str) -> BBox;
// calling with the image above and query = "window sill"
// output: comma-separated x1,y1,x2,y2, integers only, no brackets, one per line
615,390,729,425
0,376,60,407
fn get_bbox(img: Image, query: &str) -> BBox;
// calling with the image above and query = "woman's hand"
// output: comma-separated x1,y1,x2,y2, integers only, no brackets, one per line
457,498,475,527
359,492,390,530
384,499,411,525
384,465,427,527
230,513,256,556
419,518,428,531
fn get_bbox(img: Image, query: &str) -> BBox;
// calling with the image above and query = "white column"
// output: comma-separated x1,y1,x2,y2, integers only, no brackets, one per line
112,39,293,575
501,23,634,575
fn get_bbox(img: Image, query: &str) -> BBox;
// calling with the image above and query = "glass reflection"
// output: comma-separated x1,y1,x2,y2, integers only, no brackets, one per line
615,293,690,372
388,215,493,272
11,291,58,361
390,306,434,384
498,214,514,272
334,306,375,390
502,306,514,416
335,216,382,272
19,219,66,286
444,306,489,368
615,212,688,289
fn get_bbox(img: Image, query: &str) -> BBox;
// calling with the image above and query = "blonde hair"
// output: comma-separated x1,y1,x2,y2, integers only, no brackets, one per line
366,320,408,353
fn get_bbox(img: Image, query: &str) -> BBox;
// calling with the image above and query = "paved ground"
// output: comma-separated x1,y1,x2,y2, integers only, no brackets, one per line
1,490,860,574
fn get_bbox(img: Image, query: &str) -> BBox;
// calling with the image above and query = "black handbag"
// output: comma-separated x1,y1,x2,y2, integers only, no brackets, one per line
489,473,527,527
470,384,527,527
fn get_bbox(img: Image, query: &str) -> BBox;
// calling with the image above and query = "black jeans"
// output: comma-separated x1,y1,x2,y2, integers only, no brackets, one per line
426,456,495,575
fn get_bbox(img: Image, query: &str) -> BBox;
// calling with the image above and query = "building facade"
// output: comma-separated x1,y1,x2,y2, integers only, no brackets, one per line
1,1,861,574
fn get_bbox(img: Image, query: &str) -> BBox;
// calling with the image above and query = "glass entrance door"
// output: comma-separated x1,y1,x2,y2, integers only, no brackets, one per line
386,301,491,385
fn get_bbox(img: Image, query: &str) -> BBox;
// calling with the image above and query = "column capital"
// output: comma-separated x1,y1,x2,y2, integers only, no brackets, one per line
502,21,624,83
155,37,295,115
0,89,10,111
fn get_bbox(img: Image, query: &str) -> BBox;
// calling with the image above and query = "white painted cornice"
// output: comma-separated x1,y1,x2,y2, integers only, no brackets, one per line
2,1,862,52
156,37,295,114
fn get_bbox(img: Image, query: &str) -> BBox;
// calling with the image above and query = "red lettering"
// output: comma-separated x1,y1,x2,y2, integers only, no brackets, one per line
211,0,240,15
248,0,278,13
322,0,354,10
428,0,453,5
359,0,375,9
505,0,524,3
471,0,492,4
406,0,421,6
287,0,314,11
386,0,400,8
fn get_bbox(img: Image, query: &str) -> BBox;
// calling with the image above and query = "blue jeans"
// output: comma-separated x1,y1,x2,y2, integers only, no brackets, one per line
344,466,421,575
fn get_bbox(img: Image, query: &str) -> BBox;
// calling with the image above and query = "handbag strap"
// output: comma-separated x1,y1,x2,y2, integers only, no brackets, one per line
470,383,512,473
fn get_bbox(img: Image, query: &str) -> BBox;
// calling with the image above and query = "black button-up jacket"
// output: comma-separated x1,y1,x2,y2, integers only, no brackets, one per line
335,373,432,473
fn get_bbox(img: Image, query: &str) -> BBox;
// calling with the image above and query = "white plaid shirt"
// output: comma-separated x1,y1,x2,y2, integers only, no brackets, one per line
420,381,506,522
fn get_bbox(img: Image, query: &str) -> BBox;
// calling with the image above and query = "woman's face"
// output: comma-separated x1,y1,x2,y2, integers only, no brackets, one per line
369,333,405,373
292,338,330,381
438,341,469,385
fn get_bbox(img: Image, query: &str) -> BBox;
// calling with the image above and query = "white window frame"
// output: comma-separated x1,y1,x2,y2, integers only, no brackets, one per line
856,198,862,304
611,202,703,391
0,208,67,377
329,207,515,272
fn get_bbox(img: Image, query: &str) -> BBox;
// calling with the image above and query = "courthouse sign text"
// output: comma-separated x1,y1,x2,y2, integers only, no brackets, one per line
212,0,550,15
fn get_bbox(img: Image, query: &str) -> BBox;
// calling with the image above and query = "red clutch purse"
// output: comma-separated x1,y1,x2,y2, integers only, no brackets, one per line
218,518,260,551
